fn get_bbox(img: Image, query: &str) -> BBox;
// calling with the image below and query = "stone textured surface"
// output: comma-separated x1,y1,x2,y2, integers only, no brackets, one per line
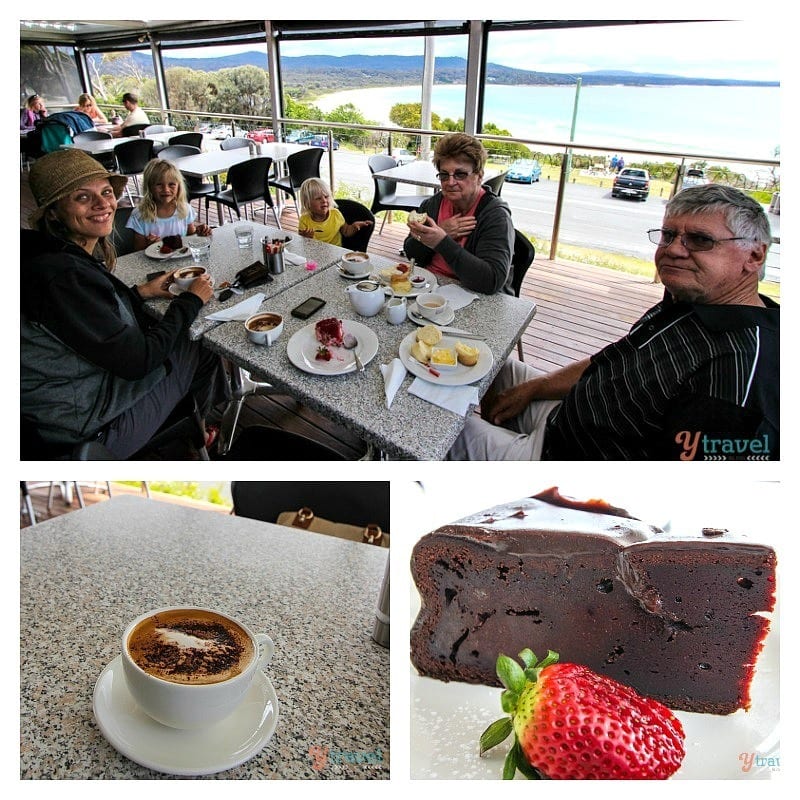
20,496,390,779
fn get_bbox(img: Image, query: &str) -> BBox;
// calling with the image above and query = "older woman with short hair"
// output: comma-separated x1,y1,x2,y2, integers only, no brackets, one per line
21,149,226,458
403,132,515,294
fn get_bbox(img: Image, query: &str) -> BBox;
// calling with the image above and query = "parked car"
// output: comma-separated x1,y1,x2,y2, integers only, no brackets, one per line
682,168,709,189
308,135,339,150
286,129,316,143
612,168,650,201
505,158,542,184
392,148,417,165
246,128,275,143
210,123,244,139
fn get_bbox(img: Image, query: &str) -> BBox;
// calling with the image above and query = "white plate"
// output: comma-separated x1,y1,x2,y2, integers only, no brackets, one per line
410,591,780,779
287,319,379,375
93,655,279,776
407,300,456,327
374,266,438,297
399,330,493,385
144,242,191,260
336,264,372,280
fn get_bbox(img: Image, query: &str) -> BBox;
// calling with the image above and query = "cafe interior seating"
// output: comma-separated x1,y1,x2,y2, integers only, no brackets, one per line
158,144,216,220
204,156,281,227
511,229,536,360
143,124,176,135
337,198,376,252
113,138,155,202
230,481,390,531
169,132,203,148
220,137,250,151
268,146,324,212
122,123,150,137
368,154,426,233
73,129,115,168
483,170,508,196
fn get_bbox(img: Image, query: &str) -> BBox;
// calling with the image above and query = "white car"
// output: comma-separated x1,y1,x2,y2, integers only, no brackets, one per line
392,148,417,166
210,124,244,139
682,168,709,189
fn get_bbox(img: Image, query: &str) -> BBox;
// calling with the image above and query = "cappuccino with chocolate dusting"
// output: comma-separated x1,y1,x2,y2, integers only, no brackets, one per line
127,609,254,685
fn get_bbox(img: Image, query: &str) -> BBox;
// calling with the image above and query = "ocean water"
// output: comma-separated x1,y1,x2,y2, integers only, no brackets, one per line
316,83,780,162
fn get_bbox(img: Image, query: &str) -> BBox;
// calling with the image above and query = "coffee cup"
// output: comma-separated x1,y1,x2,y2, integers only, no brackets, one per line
121,606,274,729
385,295,407,325
245,312,284,345
173,265,207,290
342,251,371,275
416,293,450,321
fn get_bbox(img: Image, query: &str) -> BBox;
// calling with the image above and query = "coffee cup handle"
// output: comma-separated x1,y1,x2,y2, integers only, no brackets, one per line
255,633,274,671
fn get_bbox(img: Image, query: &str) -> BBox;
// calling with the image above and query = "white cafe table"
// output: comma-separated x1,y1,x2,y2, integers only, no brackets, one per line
373,159,499,190
19,495,389,779
63,135,138,155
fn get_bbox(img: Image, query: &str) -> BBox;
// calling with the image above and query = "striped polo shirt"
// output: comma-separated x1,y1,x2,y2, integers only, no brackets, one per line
543,296,780,460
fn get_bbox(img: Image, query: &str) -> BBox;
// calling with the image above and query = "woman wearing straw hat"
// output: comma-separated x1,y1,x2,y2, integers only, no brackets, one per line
21,148,225,459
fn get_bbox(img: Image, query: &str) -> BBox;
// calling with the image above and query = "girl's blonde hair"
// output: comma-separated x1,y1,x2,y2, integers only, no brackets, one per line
137,159,190,222
298,177,336,215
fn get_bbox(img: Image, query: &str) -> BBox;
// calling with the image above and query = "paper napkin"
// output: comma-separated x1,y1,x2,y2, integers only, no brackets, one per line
283,251,308,267
408,378,479,416
435,284,480,310
380,358,407,408
205,292,265,322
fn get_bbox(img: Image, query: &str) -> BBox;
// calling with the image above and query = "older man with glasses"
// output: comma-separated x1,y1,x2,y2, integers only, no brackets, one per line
448,184,779,460
404,132,515,294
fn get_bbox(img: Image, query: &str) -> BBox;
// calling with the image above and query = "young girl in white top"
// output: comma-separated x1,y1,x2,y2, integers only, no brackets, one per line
127,159,211,251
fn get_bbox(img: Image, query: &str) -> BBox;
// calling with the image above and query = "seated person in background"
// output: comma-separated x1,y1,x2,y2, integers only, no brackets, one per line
127,159,212,251
297,177,372,246
20,93,47,131
448,184,779,461
75,93,108,124
21,149,227,459
110,92,150,137
403,132,515,294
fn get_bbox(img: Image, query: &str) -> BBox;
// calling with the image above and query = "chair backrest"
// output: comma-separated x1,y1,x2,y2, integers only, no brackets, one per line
228,157,273,203
483,171,508,196
285,146,324,189
368,154,399,206
144,124,176,135
123,123,150,137
336,198,376,252
157,144,201,162
170,132,203,148
511,229,535,297
220,137,250,151
73,130,112,144
110,206,137,257
114,138,155,174
231,481,390,530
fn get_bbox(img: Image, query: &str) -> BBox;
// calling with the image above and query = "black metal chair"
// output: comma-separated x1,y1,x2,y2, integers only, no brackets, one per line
204,157,281,227
368,154,426,233
220,137,250,151
157,144,215,220
231,481,390,531
123,123,150,137
157,144,200,162
111,206,136,257
169,132,203,148
268,146,324,211
337,198,376,252
511,229,536,361
113,138,155,202
483,170,508,196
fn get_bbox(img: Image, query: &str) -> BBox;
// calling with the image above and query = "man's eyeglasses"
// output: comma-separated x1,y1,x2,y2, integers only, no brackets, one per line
436,170,474,183
647,228,752,251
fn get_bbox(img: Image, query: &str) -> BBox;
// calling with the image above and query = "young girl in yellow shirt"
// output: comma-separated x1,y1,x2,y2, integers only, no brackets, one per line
297,178,371,246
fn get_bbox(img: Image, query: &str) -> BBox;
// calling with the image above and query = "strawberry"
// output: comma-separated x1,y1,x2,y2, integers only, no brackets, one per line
479,649,685,780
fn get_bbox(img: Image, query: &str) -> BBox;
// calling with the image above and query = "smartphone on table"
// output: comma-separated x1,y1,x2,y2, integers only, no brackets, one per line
291,297,326,320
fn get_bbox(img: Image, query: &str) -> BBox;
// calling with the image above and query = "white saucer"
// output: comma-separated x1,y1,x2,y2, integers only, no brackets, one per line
408,300,456,327
336,264,372,280
169,276,214,296
92,655,279,776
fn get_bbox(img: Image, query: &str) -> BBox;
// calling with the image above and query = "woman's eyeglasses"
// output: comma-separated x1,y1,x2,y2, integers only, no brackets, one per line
647,228,752,251
436,170,474,183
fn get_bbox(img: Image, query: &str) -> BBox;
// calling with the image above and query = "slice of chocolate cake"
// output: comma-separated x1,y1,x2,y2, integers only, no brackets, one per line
410,487,777,714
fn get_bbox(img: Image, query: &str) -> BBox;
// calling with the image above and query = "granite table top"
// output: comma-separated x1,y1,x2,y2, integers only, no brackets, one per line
19,496,390,779
203,265,536,460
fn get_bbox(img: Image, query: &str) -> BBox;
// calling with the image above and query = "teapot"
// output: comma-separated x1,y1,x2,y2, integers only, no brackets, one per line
345,280,385,317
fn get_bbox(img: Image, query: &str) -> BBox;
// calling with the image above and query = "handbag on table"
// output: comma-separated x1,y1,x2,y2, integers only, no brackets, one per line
276,507,389,547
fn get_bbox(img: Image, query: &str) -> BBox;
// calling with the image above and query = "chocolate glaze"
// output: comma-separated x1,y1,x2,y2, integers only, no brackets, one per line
410,489,777,714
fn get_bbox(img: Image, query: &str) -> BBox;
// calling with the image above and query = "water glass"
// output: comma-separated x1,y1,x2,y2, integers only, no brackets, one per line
187,236,211,264
234,225,253,249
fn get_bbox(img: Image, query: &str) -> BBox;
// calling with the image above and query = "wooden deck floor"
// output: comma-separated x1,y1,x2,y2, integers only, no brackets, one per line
21,170,664,457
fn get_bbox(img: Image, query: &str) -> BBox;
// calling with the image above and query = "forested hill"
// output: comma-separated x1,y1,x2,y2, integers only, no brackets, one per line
136,52,777,88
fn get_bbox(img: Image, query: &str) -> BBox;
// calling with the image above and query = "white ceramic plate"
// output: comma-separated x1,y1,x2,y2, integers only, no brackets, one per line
407,300,456,327
93,655,279,776
374,266,438,297
287,319,379,375
144,242,191,260
399,330,493,386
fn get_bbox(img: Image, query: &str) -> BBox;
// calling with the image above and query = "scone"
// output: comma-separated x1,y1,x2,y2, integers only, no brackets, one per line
416,325,442,346
408,211,428,224
455,341,480,366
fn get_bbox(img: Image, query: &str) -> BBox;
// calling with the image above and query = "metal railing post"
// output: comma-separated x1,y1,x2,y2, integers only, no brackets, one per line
550,149,571,261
